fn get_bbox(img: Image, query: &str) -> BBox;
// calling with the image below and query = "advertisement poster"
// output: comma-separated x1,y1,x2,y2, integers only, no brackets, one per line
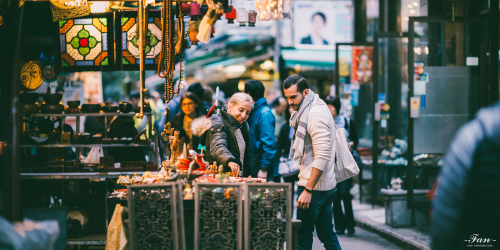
351,46,373,84
293,1,353,50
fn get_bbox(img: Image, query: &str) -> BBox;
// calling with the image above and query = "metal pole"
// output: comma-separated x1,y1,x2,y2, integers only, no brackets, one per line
273,19,281,89
137,0,146,119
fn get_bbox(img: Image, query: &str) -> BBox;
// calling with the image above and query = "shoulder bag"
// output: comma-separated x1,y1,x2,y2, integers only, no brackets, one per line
333,121,360,183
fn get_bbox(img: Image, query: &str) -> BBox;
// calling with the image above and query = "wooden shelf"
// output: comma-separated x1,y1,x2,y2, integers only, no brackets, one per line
20,143,154,148
23,112,152,117
20,171,148,179
67,234,107,245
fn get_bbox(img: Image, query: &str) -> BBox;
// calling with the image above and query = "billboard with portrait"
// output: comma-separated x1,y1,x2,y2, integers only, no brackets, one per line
293,1,353,50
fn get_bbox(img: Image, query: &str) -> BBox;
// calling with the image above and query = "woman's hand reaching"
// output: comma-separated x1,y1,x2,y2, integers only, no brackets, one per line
228,162,240,177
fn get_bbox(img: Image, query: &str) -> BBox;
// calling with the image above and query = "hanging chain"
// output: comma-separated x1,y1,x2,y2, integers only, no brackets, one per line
158,0,175,104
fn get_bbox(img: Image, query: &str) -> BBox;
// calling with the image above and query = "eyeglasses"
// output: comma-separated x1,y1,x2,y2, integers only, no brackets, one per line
182,102,195,107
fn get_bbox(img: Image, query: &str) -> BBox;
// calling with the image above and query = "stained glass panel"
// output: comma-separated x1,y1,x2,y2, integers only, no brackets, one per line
116,12,162,70
57,13,114,72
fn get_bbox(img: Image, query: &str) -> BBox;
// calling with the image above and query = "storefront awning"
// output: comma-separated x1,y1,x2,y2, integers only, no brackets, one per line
281,49,335,71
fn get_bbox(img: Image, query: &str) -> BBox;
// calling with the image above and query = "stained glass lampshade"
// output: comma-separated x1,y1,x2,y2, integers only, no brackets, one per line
56,13,115,72
115,11,162,70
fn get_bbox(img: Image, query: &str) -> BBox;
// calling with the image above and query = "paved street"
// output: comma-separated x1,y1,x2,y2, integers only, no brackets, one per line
312,227,403,250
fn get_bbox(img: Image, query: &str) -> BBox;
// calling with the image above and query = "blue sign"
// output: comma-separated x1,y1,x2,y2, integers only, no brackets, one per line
421,95,426,110
351,90,359,107
378,93,386,102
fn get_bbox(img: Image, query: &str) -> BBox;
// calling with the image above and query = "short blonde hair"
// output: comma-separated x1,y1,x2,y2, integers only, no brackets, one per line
227,92,254,109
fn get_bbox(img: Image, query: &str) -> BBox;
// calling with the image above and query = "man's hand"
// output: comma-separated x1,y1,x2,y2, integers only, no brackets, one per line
297,190,312,210
257,170,267,179
228,162,240,177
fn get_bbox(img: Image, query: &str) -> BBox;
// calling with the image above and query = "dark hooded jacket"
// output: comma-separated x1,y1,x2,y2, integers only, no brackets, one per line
192,109,250,176
247,97,276,176
432,103,500,250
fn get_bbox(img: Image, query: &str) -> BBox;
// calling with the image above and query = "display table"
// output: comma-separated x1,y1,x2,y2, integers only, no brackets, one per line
381,189,431,228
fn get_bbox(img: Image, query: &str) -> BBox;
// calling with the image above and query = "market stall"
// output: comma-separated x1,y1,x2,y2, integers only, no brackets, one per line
13,0,299,247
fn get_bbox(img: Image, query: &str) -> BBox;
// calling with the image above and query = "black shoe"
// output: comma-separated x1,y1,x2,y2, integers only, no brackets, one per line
347,228,355,235
336,230,345,235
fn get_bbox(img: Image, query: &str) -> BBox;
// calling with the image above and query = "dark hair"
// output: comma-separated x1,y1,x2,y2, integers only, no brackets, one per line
187,82,204,100
244,80,265,101
324,95,341,114
272,96,286,107
312,12,326,23
129,91,140,100
180,92,200,114
283,75,309,93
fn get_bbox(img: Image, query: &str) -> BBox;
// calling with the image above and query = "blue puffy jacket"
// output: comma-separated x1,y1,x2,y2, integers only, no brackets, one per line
247,97,277,177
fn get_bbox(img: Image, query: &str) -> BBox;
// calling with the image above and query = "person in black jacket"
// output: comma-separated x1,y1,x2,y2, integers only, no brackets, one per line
171,92,203,151
192,93,254,176
273,105,300,199
432,103,500,250
325,95,358,235
187,82,211,116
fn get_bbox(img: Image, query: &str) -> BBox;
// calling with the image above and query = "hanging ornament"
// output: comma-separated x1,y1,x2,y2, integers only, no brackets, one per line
248,10,257,27
190,2,201,20
236,8,248,27
182,3,190,13
225,6,236,23
188,20,200,45
200,4,209,17
197,0,223,44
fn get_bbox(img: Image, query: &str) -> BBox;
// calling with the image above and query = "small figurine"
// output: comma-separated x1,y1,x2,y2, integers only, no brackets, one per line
183,184,193,199
131,174,142,185
117,175,131,186
169,131,182,161
391,177,403,190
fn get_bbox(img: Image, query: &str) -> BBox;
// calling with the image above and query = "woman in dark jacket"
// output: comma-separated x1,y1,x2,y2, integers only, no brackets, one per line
325,95,359,235
171,92,203,151
192,93,254,177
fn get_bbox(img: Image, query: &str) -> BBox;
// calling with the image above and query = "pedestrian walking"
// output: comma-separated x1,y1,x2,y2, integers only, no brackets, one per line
283,75,342,250
192,93,253,176
325,95,357,235
432,103,500,250
245,80,277,179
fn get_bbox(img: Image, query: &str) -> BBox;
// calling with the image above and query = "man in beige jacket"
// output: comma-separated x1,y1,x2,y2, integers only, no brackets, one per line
283,75,342,250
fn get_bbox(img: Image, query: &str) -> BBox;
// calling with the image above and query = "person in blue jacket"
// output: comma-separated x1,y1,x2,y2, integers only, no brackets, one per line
245,80,277,180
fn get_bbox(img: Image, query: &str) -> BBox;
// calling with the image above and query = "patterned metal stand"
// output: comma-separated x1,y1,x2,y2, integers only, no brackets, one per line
244,183,293,250
127,183,181,250
194,183,243,250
